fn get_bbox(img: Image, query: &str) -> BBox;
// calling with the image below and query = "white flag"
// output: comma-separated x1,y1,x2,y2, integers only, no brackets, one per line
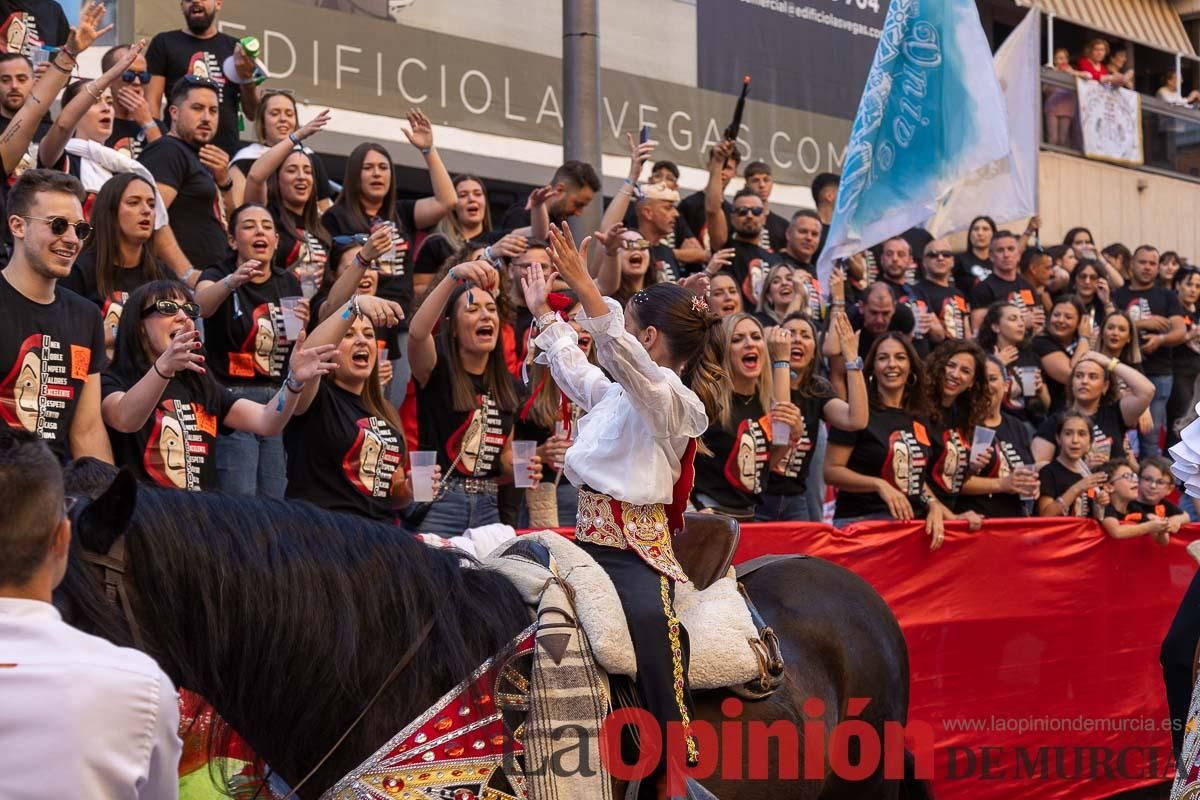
926,9,1040,236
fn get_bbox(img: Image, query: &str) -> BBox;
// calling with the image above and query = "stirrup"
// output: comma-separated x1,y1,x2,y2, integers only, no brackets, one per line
730,582,785,701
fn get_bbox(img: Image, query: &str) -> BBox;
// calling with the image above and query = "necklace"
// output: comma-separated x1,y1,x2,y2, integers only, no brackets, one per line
733,391,756,406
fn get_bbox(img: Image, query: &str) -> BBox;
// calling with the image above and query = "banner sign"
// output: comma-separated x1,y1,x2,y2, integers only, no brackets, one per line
1077,79,1144,165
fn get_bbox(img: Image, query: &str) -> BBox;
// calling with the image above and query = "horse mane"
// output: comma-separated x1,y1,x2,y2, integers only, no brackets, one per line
62,476,530,793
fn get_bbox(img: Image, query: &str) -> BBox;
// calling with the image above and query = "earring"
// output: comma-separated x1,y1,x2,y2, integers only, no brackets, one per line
906,372,918,387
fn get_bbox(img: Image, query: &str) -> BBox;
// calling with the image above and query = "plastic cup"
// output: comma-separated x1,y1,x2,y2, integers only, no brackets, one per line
1014,464,1039,501
554,420,571,441
300,270,318,300
1018,366,1037,398
30,47,50,70
512,440,537,489
279,296,303,341
970,427,996,462
410,450,437,503
378,345,389,362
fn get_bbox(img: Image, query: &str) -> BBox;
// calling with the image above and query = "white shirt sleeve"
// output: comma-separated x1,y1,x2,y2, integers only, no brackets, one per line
533,317,613,412
139,673,182,800
576,297,708,439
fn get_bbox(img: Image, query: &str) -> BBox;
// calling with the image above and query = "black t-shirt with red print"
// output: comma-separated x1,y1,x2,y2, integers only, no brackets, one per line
101,370,234,491
145,30,244,157
969,274,1035,312
0,0,67,58
927,413,972,506
0,273,106,460
726,239,771,309
1112,285,1185,376
1103,498,1184,525
914,280,970,340
106,118,169,163
198,259,300,389
1036,404,1130,462
764,381,833,496
61,250,160,342
285,382,406,520
322,201,419,320
1038,459,1095,517
415,342,519,480
139,135,229,269
272,205,329,280
957,412,1034,518
694,392,771,513
829,407,932,520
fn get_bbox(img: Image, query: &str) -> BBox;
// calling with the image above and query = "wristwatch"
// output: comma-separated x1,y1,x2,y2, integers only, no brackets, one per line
845,356,864,371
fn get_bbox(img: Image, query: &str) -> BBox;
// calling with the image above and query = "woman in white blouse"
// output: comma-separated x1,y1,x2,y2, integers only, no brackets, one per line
523,223,727,789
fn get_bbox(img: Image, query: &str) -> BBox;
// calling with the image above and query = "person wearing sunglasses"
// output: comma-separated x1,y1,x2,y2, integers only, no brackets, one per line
101,280,334,491
100,43,165,161
724,188,772,311
61,174,168,358
915,237,971,341
144,0,261,158
0,169,112,464
231,89,337,213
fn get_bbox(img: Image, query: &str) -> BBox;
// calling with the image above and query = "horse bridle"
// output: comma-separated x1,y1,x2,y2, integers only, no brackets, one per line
80,534,147,651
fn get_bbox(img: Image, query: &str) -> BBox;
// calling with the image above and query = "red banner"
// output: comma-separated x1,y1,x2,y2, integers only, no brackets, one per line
728,518,1200,799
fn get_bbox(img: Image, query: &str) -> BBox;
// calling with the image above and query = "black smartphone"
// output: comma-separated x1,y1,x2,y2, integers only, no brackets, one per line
639,125,649,145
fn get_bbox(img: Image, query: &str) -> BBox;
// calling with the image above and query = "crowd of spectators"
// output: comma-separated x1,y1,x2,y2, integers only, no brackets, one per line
0,0,1195,558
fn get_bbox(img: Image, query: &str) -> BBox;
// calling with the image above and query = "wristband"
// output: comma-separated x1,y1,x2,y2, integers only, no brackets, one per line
223,275,234,291
289,132,302,147
419,146,432,156
1107,357,1119,374
141,120,159,131
844,356,864,371
771,360,789,370
85,81,102,101
60,45,79,61
536,311,559,330
217,178,234,192
50,55,73,74
353,251,370,270
153,361,171,380
284,372,305,393
181,267,197,284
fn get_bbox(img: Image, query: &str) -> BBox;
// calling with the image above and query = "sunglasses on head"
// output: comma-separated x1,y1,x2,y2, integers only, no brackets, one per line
620,239,651,251
924,249,954,259
181,74,220,91
141,299,201,319
21,215,92,240
122,70,151,84
734,207,764,217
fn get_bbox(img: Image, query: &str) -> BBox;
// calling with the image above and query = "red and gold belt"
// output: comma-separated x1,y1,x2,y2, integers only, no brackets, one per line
575,488,688,583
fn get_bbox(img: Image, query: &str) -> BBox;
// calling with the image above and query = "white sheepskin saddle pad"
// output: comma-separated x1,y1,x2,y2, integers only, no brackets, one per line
487,531,762,691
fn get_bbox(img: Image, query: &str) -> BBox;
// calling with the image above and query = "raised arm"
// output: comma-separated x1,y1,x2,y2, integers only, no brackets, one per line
0,2,111,175
224,329,338,431
704,140,733,250
407,259,497,386
244,109,331,205
39,39,144,170
316,230,392,323
588,132,652,275
820,312,868,431
101,330,204,432
404,109,456,230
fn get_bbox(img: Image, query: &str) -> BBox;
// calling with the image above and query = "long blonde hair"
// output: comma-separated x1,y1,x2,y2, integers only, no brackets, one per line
756,263,803,325
719,312,772,429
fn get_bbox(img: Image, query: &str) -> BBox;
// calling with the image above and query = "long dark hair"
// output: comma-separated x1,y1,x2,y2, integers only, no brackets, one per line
864,332,928,416
437,282,519,413
434,174,493,250
780,312,827,399
927,339,989,437
83,173,167,299
330,142,397,231
56,474,530,796
108,280,207,398
267,148,331,261
966,215,996,253
626,282,728,424
976,301,1027,352
1062,226,1094,248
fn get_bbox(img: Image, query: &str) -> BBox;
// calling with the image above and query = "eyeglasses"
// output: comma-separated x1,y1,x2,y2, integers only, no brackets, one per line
619,239,652,251
63,496,78,517
924,250,954,259
121,70,151,84
140,299,201,319
1075,273,1098,282
1111,472,1137,482
734,207,765,217
21,215,93,240
1140,476,1173,487
260,88,296,100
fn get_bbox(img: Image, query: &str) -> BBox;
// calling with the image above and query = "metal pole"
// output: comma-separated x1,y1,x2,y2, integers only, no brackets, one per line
562,0,602,237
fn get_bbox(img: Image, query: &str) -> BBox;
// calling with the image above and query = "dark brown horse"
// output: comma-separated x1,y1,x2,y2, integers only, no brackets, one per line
57,463,930,799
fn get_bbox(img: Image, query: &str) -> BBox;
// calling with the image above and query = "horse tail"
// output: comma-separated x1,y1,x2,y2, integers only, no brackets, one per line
898,748,935,800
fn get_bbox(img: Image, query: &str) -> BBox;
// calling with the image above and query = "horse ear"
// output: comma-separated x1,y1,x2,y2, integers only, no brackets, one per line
76,468,138,554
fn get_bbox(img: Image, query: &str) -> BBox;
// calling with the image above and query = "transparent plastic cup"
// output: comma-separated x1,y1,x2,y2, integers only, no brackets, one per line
279,296,303,341
512,440,537,489
970,427,996,462
410,450,437,502
1018,366,1037,398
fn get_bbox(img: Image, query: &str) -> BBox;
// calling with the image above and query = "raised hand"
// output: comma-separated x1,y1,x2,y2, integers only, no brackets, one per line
199,144,231,186
67,1,113,54
527,184,559,211
546,223,594,295
447,259,497,292
625,131,655,182
228,259,266,290
490,232,528,259
355,295,405,328
402,108,434,151
766,326,793,362
155,329,204,377
288,330,339,383
520,261,555,318
592,223,626,257
295,109,332,142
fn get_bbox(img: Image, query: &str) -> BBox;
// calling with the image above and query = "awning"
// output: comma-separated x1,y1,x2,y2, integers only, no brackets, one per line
1018,0,1196,56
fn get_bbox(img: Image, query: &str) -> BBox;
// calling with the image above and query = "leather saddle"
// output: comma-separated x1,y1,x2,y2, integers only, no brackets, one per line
673,511,741,591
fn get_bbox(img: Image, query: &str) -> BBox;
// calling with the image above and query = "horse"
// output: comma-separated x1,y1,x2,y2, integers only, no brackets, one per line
56,461,931,800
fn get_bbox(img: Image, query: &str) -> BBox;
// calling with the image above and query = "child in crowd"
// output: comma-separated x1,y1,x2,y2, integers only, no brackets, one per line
1101,457,1188,541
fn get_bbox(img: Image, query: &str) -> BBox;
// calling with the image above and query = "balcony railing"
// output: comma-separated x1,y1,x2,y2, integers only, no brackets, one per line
1041,67,1200,182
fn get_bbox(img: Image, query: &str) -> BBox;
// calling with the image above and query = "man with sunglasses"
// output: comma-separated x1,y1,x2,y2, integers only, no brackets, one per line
101,43,164,161
0,169,111,462
0,428,181,800
724,188,771,309
145,0,260,158
915,237,971,342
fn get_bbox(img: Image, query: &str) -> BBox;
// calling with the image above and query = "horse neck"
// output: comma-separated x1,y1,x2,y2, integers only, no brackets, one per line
124,493,530,794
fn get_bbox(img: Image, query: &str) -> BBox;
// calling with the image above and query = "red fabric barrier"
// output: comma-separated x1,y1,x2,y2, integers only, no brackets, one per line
726,518,1200,799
